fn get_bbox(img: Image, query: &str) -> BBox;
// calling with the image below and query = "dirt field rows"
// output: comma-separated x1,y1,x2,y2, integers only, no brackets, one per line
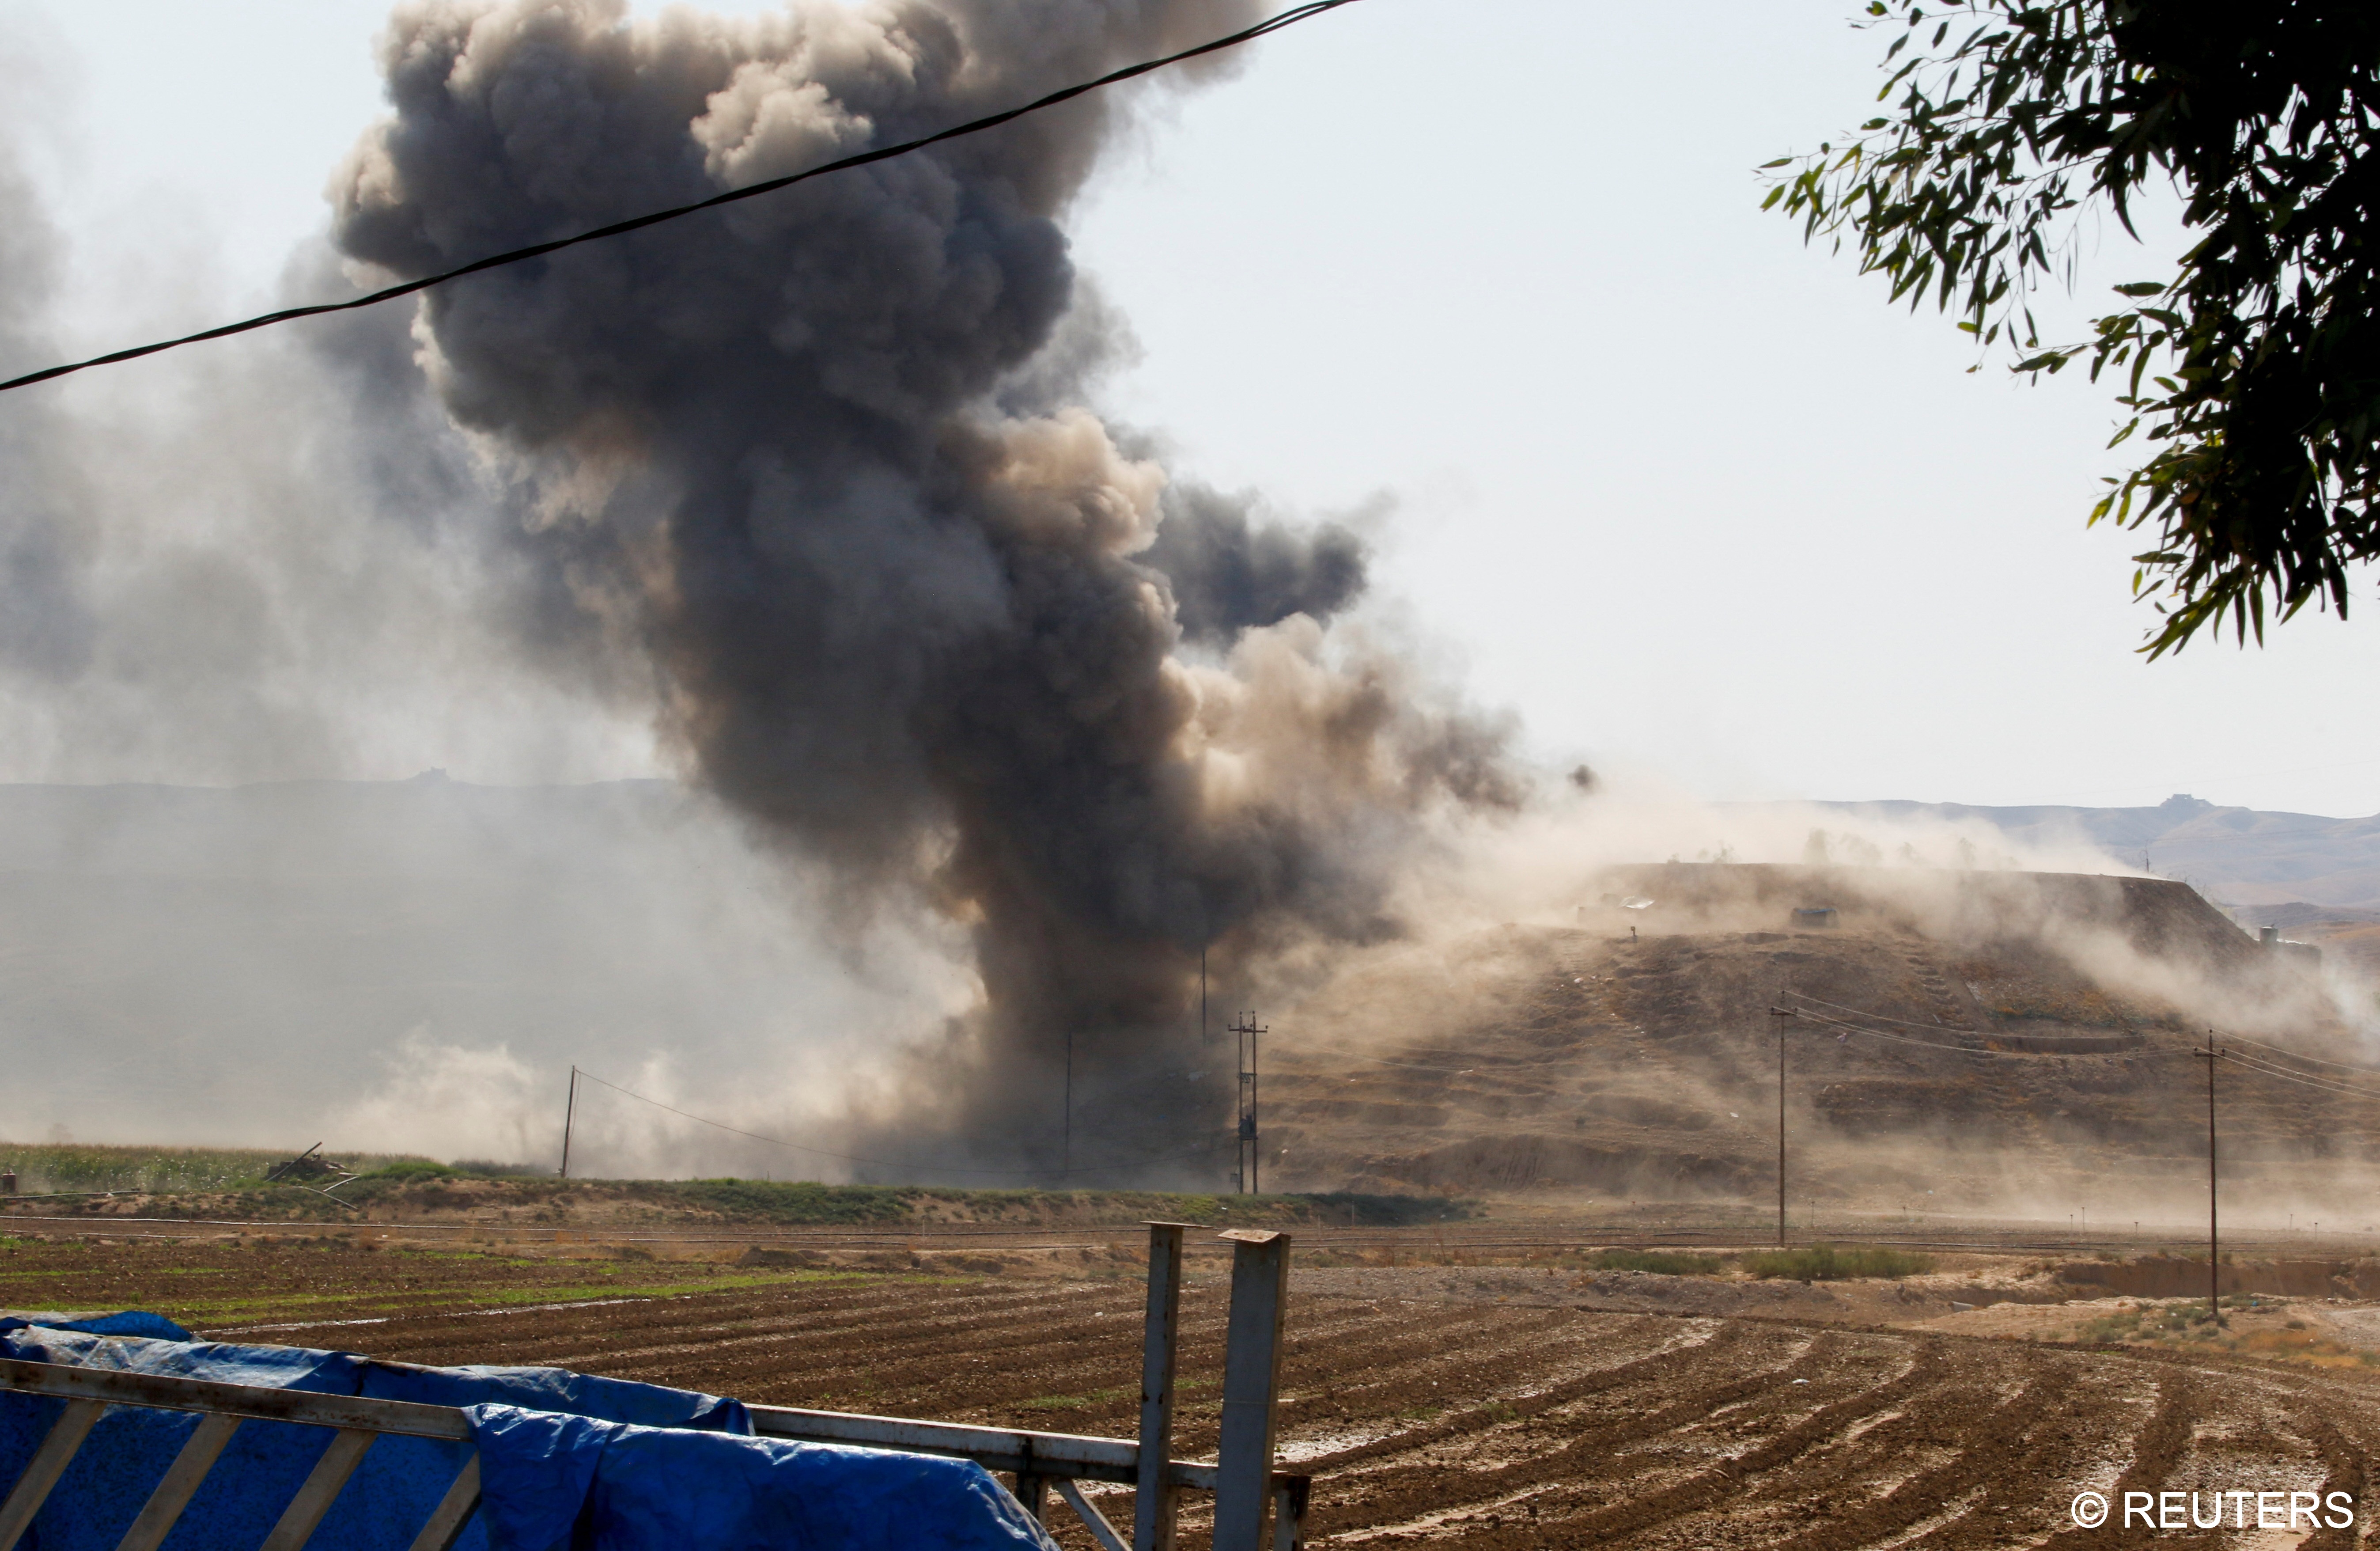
11,1239,2380,1548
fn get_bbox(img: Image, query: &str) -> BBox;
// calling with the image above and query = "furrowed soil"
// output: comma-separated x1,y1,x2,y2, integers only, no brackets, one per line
11,1236,2380,1548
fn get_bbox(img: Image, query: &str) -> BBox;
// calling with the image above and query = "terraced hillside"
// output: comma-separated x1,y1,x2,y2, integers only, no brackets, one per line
1259,866,2379,1217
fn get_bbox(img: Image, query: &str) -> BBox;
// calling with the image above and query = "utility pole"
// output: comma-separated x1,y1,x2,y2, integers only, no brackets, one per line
1768,1008,1794,1246
2194,1035,2225,1325
559,1065,578,1179
1063,1026,1074,1182
1231,1012,1267,1195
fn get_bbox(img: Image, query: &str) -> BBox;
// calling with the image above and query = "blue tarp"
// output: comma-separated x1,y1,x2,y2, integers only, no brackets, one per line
0,1315,1057,1551
0,1312,193,1343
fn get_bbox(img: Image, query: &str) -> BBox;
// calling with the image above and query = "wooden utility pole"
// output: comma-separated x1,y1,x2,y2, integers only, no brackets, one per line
559,1066,578,1179
1768,1008,1795,1245
2194,1036,2225,1324
1231,1012,1267,1195
1063,1026,1073,1181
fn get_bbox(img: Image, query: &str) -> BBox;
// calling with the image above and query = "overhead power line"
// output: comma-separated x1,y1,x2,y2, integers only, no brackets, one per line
2217,1050,2380,1102
1780,988,1994,1037
1284,1040,1597,1076
2219,1027,2380,1078
1772,1002,2012,1057
1786,989,2380,1092
0,0,1366,396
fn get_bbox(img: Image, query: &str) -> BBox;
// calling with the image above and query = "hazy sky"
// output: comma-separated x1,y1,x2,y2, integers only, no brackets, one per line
6,0,2378,816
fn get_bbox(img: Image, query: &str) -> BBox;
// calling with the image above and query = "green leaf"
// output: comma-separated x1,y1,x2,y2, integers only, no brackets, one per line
1760,0,2380,658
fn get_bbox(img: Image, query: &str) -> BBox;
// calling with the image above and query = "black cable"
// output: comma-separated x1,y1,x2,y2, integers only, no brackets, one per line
1777,1003,2012,1057
2217,1050,2380,1101
1780,988,1990,1035
0,0,1365,396
2220,1027,2380,1077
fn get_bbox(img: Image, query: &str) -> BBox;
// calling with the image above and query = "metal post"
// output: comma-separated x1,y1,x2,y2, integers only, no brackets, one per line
1271,1476,1310,1551
1768,1007,1793,1246
1015,1436,1048,1525
559,1066,577,1179
1135,1223,1189,1551
2195,1037,2224,1324
1213,1229,1290,1551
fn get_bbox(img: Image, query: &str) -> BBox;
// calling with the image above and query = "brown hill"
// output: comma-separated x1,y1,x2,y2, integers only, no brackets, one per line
1258,866,2379,1220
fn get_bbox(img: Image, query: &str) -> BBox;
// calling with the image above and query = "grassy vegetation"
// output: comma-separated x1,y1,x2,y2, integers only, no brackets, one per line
653,1180,926,1223
1017,1385,1135,1412
0,1233,932,1326
0,1143,444,1196
2079,1302,2218,1342
337,1178,1478,1227
1739,1245,1936,1282
4,1148,1478,1230
2077,1300,2380,1368
1578,1248,1732,1277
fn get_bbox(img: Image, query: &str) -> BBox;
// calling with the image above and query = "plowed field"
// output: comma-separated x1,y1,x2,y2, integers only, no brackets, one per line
13,1240,2377,1548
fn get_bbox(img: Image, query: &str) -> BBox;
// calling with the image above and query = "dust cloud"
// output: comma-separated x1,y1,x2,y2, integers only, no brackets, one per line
0,0,1521,1181
1248,785,2380,1227
3,1,2366,1208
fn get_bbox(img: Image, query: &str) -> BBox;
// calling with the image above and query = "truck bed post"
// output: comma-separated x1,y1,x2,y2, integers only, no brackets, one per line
1211,1229,1289,1551
1134,1222,1189,1551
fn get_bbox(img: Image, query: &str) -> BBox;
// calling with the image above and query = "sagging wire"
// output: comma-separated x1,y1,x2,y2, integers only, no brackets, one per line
1788,989,2380,1096
2218,1027,2380,1079
0,0,1368,395
2214,1049,2380,1102
1284,1041,1603,1076
1779,988,1991,1035
1770,1001,2013,1057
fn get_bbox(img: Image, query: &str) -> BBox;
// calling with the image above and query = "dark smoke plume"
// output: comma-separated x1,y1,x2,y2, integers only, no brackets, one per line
0,112,97,685
1143,482,1369,646
329,0,1518,1178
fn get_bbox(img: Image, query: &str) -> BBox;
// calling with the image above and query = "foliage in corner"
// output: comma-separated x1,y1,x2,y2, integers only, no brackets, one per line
1769,1,2380,655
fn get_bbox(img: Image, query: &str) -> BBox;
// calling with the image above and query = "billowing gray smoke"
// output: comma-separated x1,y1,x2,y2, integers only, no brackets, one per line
328,0,1518,1178
0,116,94,685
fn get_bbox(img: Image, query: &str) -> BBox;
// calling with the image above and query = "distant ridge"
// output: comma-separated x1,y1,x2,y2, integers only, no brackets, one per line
1815,793,2380,916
